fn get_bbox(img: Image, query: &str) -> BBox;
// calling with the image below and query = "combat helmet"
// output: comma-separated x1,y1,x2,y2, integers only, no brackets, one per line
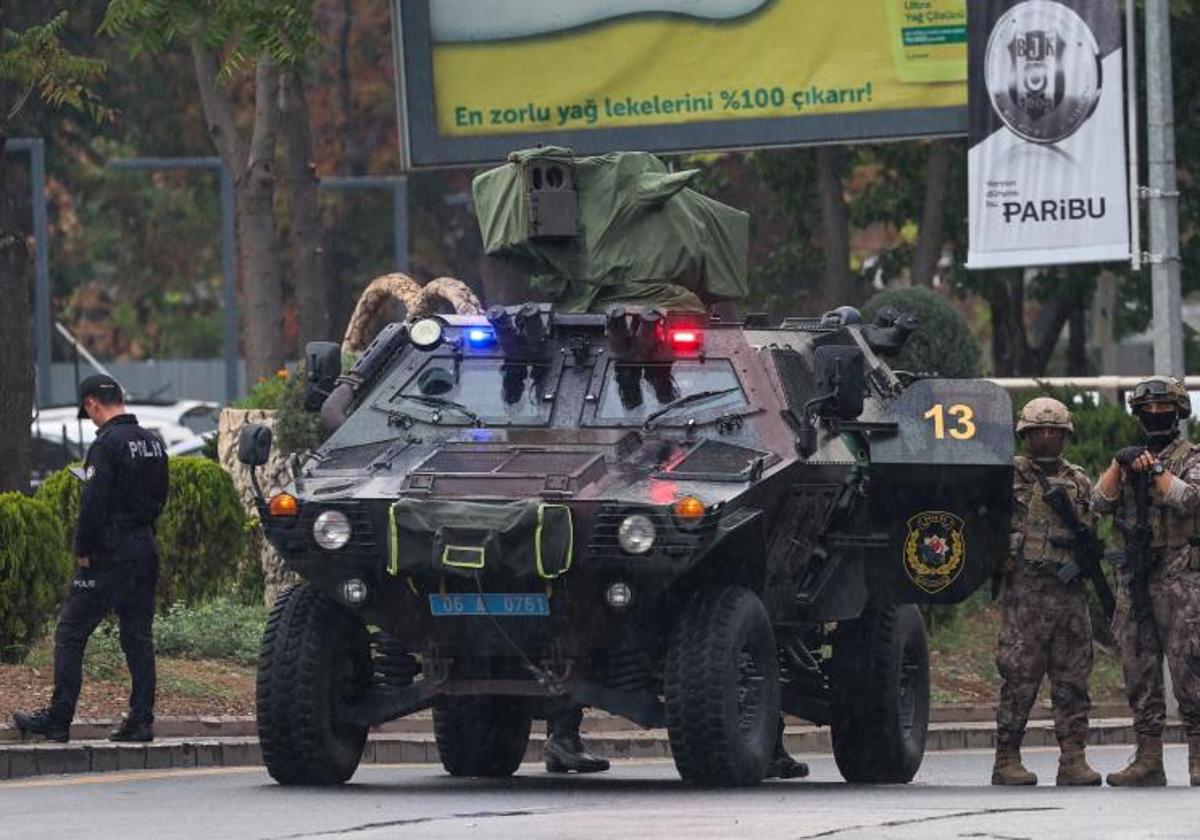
1128,375,1192,418
1016,397,1074,435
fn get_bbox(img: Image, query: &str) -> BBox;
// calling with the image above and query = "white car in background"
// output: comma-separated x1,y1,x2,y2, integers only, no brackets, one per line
30,400,218,486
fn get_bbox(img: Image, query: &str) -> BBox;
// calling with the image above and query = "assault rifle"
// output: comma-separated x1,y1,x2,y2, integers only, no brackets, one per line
1042,484,1116,621
1114,446,1154,622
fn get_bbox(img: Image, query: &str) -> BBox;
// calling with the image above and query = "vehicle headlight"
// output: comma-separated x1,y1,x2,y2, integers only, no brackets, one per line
313,509,352,551
409,317,444,351
617,514,656,555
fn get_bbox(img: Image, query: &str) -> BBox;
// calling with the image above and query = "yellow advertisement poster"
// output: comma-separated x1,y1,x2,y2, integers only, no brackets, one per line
428,0,968,138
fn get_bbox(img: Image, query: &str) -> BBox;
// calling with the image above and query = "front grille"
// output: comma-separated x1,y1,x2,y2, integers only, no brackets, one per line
585,507,717,562
500,451,595,474
586,509,670,561
312,502,378,559
416,448,596,476
317,440,394,471
668,440,770,479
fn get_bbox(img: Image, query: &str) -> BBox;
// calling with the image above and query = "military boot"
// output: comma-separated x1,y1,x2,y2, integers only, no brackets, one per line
1188,736,1200,787
543,731,610,773
1106,735,1166,787
1056,737,1101,786
12,709,70,743
109,716,154,743
992,745,1038,786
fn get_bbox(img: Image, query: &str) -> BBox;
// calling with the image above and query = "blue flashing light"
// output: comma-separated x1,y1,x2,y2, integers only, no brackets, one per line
466,328,496,346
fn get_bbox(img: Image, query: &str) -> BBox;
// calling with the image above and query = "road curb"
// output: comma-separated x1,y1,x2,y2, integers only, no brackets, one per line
1,717,1184,782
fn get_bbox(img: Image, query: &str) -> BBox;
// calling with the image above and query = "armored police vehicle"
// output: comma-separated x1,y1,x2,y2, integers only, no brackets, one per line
239,149,1013,787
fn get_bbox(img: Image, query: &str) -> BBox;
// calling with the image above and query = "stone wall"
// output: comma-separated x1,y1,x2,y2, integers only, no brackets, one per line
217,408,300,605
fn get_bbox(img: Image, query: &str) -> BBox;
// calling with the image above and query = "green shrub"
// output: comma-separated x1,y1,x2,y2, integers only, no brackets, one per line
78,598,268,676
36,457,247,611
152,598,267,664
233,363,323,454
863,287,983,378
0,493,74,663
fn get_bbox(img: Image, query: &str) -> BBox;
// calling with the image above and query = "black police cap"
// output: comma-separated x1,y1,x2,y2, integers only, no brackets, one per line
77,374,124,419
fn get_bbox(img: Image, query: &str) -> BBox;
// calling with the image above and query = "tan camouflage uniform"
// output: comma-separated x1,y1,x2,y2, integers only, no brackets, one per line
997,456,1096,753
1093,435,1200,743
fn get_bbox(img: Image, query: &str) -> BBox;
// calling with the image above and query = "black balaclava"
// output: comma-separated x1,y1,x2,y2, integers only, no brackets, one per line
1138,409,1179,448
1024,429,1066,465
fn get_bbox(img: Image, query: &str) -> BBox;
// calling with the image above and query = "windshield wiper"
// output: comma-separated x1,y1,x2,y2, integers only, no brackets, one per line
390,393,480,425
642,387,740,430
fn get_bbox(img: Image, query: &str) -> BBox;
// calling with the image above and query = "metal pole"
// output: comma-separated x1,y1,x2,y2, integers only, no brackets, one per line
29,140,51,407
219,166,239,402
1144,0,1184,377
6,139,53,406
1125,0,1141,271
393,177,409,271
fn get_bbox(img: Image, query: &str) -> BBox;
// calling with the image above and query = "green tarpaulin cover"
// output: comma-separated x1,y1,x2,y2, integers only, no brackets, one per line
472,147,749,312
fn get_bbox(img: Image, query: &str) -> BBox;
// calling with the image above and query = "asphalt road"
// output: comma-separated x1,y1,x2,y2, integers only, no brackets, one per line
0,744,1195,840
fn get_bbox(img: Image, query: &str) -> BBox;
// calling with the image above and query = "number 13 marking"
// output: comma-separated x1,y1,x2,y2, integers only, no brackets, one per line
923,403,977,440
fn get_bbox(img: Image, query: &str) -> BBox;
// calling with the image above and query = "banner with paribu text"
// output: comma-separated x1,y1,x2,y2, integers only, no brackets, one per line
966,0,1131,269
395,0,970,166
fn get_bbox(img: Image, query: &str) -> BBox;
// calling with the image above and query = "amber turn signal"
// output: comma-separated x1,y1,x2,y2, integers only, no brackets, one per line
672,496,706,522
268,492,300,517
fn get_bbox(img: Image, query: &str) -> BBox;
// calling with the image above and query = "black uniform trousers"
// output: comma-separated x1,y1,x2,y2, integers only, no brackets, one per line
50,552,158,725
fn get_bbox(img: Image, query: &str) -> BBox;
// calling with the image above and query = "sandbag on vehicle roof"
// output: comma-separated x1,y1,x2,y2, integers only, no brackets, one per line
472,147,749,312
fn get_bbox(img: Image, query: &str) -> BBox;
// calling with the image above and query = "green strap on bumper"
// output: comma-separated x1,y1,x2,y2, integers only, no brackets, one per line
535,503,573,580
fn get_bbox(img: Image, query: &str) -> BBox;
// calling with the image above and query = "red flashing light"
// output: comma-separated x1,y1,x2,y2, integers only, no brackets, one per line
669,329,702,351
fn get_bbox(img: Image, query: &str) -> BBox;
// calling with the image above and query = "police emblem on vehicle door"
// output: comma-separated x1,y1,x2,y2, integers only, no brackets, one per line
984,0,1101,144
904,511,966,594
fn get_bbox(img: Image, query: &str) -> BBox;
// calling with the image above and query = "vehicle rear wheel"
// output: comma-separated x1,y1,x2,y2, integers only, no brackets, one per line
433,696,532,777
665,586,780,786
257,584,371,785
831,604,930,783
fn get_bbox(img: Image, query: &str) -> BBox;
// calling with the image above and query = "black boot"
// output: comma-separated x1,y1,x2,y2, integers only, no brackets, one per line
13,709,70,743
109,716,154,743
764,718,809,780
544,707,609,774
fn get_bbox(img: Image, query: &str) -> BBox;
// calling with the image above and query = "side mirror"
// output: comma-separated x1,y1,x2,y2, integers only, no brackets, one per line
237,423,273,467
812,345,865,420
305,342,342,411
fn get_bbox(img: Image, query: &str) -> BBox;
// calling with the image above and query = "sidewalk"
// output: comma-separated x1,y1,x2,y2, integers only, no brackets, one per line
0,705,1173,782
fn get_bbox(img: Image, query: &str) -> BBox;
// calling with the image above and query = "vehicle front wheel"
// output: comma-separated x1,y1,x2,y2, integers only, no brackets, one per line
433,696,532,777
830,604,930,784
256,584,371,785
664,586,780,786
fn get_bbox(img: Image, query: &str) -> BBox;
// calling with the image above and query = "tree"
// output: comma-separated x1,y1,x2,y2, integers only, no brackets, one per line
0,11,106,493
102,1,318,384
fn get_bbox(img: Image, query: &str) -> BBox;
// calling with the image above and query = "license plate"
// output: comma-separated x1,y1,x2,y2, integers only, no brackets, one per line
429,593,549,617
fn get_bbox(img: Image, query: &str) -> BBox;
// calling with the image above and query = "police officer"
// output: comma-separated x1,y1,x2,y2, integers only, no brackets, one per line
1094,375,1200,787
992,397,1100,786
13,375,169,743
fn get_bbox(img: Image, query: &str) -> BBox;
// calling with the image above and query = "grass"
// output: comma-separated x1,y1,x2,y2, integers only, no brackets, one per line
926,589,1127,705
25,597,267,681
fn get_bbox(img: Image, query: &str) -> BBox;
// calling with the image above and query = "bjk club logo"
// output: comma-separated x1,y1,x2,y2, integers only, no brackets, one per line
984,0,1102,145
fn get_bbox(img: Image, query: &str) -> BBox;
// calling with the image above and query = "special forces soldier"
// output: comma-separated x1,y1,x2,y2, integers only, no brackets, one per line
13,375,169,743
992,397,1101,786
1095,375,1200,787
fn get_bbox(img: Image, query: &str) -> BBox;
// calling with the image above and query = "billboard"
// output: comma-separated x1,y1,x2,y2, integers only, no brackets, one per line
394,0,970,167
966,0,1131,269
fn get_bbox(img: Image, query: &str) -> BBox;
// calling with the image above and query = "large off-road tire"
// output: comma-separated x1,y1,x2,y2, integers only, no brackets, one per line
664,586,780,786
257,584,371,785
831,604,930,784
432,696,532,777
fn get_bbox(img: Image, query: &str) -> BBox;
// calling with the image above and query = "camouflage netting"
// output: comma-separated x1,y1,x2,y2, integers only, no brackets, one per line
472,147,749,312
